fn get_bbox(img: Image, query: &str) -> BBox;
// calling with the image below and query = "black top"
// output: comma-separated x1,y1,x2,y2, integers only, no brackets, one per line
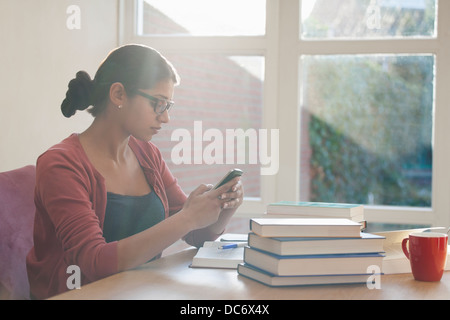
103,190,165,243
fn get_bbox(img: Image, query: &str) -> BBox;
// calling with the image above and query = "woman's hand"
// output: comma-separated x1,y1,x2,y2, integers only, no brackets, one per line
217,177,244,211
207,177,244,235
180,177,244,232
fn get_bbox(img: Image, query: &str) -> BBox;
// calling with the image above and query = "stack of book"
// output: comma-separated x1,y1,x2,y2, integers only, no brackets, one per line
266,201,365,223
238,217,385,287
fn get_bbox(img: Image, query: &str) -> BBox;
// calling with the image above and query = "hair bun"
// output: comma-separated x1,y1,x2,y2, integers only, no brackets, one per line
61,71,94,118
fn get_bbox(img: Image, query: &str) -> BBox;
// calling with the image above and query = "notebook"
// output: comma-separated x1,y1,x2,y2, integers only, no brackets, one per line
190,241,245,269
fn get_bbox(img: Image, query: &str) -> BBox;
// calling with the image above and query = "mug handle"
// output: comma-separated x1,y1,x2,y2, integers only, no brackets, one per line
402,238,410,260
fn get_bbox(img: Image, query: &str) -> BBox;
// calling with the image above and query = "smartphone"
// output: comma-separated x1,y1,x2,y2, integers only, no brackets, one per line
213,169,243,189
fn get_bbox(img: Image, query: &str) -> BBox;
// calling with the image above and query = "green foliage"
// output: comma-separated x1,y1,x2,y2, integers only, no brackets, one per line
306,55,433,207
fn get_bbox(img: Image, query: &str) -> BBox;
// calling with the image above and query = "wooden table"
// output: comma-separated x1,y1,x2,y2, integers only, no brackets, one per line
50,248,450,300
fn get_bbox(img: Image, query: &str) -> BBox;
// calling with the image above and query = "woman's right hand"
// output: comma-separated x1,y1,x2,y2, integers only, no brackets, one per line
180,180,236,231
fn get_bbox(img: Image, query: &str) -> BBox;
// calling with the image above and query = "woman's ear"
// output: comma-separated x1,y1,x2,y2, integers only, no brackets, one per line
109,82,127,107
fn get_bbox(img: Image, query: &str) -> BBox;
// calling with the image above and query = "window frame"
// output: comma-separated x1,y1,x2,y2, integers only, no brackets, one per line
120,0,450,228
119,0,279,215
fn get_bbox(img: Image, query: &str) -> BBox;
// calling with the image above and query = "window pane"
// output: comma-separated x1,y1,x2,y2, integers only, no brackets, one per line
300,54,434,207
151,54,264,198
301,0,436,39
138,0,266,36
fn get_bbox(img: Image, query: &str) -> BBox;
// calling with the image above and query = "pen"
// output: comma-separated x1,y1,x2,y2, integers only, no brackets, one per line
218,243,247,250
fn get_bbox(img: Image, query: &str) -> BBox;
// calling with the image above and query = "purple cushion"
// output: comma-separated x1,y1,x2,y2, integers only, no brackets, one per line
0,165,36,299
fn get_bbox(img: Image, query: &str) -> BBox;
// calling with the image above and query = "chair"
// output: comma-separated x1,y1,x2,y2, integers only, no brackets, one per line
0,165,36,299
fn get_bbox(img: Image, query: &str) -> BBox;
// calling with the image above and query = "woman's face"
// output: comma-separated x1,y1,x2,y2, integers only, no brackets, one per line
122,79,175,142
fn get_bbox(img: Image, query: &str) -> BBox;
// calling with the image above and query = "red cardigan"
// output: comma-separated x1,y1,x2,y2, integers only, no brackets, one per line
27,134,215,299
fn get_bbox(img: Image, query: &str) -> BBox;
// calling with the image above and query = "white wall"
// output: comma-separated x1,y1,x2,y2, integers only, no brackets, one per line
0,0,118,171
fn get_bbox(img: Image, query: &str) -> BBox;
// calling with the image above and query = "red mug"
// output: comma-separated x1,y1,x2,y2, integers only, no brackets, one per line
402,232,448,281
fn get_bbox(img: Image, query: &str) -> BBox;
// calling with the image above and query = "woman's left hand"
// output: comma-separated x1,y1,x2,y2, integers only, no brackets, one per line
218,178,244,211
199,177,244,236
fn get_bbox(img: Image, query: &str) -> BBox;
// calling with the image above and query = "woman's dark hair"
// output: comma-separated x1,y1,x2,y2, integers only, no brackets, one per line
61,44,180,118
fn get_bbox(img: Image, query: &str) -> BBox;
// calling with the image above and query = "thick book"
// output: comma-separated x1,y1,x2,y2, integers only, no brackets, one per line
243,246,384,276
248,232,385,256
250,218,362,238
266,201,364,220
238,263,377,287
190,241,244,269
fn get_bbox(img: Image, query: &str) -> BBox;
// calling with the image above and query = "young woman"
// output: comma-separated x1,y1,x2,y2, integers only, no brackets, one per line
26,44,244,299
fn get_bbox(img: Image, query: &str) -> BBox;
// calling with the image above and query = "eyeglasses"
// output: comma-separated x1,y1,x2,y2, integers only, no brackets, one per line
136,90,174,115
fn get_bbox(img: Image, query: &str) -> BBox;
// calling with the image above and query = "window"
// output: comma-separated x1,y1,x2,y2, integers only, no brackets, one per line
121,0,275,214
294,0,448,227
121,0,450,229
137,0,266,36
151,53,265,198
300,54,434,208
301,0,436,39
